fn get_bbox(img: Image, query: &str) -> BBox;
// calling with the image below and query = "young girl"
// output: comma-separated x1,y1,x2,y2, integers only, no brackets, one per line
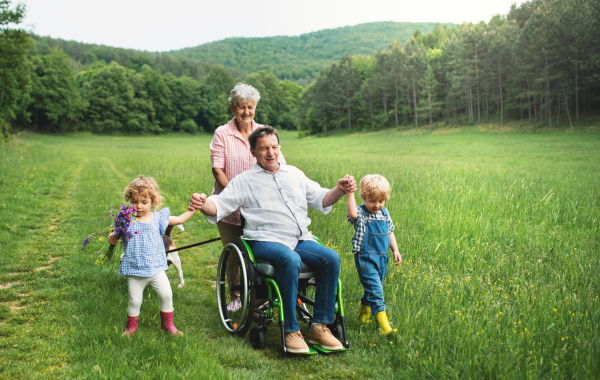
108,175,196,336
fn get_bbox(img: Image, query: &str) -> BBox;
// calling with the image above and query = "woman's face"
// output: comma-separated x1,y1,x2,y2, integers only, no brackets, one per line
229,101,256,127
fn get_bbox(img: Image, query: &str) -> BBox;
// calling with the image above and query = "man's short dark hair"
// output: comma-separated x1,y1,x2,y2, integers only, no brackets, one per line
249,126,279,150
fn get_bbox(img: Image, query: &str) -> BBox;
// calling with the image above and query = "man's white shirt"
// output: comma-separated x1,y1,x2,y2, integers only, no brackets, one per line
207,164,332,249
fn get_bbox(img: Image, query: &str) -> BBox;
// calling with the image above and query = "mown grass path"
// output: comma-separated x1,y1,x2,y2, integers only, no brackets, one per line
0,129,599,379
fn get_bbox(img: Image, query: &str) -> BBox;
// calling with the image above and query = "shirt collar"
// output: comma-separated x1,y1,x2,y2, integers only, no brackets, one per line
226,118,257,140
251,163,287,173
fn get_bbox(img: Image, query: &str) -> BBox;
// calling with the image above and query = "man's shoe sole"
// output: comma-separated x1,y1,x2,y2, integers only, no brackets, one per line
287,347,310,354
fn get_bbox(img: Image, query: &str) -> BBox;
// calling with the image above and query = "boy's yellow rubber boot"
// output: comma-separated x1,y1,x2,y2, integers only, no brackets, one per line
358,303,371,323
374,311,397,335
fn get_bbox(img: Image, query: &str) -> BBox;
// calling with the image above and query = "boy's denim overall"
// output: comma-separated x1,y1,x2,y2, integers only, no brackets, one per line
354,206,390,315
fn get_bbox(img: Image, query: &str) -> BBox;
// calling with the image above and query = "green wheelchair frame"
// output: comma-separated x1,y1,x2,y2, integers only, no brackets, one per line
216,237,349,354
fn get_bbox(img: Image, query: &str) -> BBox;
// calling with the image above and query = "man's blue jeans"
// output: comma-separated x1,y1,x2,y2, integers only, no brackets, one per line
248,240,340,333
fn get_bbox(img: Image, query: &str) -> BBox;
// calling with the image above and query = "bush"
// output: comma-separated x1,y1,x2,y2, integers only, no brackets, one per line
179,119,198,134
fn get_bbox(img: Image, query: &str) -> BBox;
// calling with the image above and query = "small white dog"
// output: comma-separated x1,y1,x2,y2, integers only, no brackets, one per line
163,224,185,288
120,224,186,288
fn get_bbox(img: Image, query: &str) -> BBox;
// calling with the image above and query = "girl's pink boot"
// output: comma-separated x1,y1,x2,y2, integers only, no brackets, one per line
122,315,139,336
160,310,183,336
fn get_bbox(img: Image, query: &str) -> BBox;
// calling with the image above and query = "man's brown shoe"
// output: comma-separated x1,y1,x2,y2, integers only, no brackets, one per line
285,331,309,353
308,324,343,350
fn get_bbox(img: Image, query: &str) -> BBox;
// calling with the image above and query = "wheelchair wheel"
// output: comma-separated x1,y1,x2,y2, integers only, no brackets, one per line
216,239,256,337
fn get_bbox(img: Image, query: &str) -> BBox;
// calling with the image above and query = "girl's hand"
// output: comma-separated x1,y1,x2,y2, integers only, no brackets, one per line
108,233,119,245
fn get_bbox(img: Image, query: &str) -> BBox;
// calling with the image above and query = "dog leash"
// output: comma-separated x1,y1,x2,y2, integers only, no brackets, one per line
165,237,221,254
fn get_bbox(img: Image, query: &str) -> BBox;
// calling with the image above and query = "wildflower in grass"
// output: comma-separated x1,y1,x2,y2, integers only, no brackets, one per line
81,230,109,250
81,237,91,250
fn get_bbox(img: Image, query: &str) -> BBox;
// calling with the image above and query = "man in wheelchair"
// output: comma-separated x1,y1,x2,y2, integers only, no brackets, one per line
190,126,356,354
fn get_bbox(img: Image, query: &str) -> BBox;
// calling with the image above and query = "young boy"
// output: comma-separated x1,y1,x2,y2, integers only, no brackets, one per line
346,174,401,335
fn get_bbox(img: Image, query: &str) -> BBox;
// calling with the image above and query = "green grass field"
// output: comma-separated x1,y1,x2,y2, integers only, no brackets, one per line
1,127,599,379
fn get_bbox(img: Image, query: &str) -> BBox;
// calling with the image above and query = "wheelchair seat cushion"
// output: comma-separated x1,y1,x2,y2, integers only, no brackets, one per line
255,260,317,279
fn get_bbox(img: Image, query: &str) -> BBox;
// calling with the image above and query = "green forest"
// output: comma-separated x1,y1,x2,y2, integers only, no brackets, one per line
170,21,445,84
299,0,600,134
0,0,598,139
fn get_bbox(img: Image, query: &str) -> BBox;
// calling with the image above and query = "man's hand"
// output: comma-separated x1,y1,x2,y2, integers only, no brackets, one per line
336,175,357,194
108,233,119,245
324,175,357,208
188,193,207,211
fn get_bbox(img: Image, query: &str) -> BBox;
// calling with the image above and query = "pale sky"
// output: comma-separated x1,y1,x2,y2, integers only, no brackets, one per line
20,0,525,52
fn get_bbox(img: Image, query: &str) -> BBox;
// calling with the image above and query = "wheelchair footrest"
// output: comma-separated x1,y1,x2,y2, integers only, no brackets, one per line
312,345,347,354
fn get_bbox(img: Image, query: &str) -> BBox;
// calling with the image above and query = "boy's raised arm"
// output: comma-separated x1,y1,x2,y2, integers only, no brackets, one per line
346,189,358,220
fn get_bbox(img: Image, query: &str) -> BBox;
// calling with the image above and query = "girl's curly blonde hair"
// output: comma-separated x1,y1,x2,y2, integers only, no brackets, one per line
124,175,164,209
359,174,391,201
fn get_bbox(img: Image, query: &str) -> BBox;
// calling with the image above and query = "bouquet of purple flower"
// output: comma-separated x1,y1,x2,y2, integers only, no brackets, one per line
105,205,136,262
82,205,137,263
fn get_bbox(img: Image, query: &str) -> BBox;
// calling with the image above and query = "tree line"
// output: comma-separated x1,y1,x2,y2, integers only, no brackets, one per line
2,0,598,139
0,0,303,138
298,0,600,134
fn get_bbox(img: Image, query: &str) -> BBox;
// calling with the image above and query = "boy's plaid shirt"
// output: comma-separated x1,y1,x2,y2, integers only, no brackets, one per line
347,205,394,254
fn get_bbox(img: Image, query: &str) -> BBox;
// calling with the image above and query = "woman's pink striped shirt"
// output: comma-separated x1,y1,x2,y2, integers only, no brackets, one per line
210,118,286,225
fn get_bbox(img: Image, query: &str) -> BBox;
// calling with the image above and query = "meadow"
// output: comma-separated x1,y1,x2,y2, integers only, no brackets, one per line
0,126,598,379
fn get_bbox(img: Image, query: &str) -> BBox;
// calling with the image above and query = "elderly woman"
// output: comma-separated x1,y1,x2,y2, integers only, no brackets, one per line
210,83,286,310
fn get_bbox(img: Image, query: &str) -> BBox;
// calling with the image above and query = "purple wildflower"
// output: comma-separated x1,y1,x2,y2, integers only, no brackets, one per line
105,205,135,262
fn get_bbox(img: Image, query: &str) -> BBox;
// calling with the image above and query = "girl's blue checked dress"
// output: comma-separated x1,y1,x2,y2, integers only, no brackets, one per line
119,207,170,277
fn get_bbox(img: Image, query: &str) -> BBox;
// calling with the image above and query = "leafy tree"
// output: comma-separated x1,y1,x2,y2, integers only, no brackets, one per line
0,0,31,138
352,55,376,130
388,42,407,128
245,71,285,127
125,55,155,72
404,37,427,127
28,47,86,131
419,64,441,130
141,66,175,131
78,61,156,133
278,80,303,130
204,65,234,125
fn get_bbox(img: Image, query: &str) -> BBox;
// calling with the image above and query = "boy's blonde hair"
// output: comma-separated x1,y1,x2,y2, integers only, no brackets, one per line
124,175,164,209
359,174,391,201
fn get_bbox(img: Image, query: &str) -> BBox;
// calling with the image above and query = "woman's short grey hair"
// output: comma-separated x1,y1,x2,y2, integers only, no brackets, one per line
228,83,261,106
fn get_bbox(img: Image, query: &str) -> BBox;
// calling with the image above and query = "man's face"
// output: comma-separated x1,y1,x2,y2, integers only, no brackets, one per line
251,134,280,174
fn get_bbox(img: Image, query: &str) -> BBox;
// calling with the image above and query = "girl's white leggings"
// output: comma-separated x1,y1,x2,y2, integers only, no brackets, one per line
126,271,173,316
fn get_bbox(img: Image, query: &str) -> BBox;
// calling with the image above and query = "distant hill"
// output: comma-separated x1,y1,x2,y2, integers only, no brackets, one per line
169,21,452,85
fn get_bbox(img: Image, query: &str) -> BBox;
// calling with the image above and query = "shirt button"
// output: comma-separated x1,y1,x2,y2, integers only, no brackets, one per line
285,200,288,203
280,188,282,190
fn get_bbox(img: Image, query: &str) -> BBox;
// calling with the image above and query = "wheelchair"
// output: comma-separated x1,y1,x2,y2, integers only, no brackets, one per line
216,237,349,354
